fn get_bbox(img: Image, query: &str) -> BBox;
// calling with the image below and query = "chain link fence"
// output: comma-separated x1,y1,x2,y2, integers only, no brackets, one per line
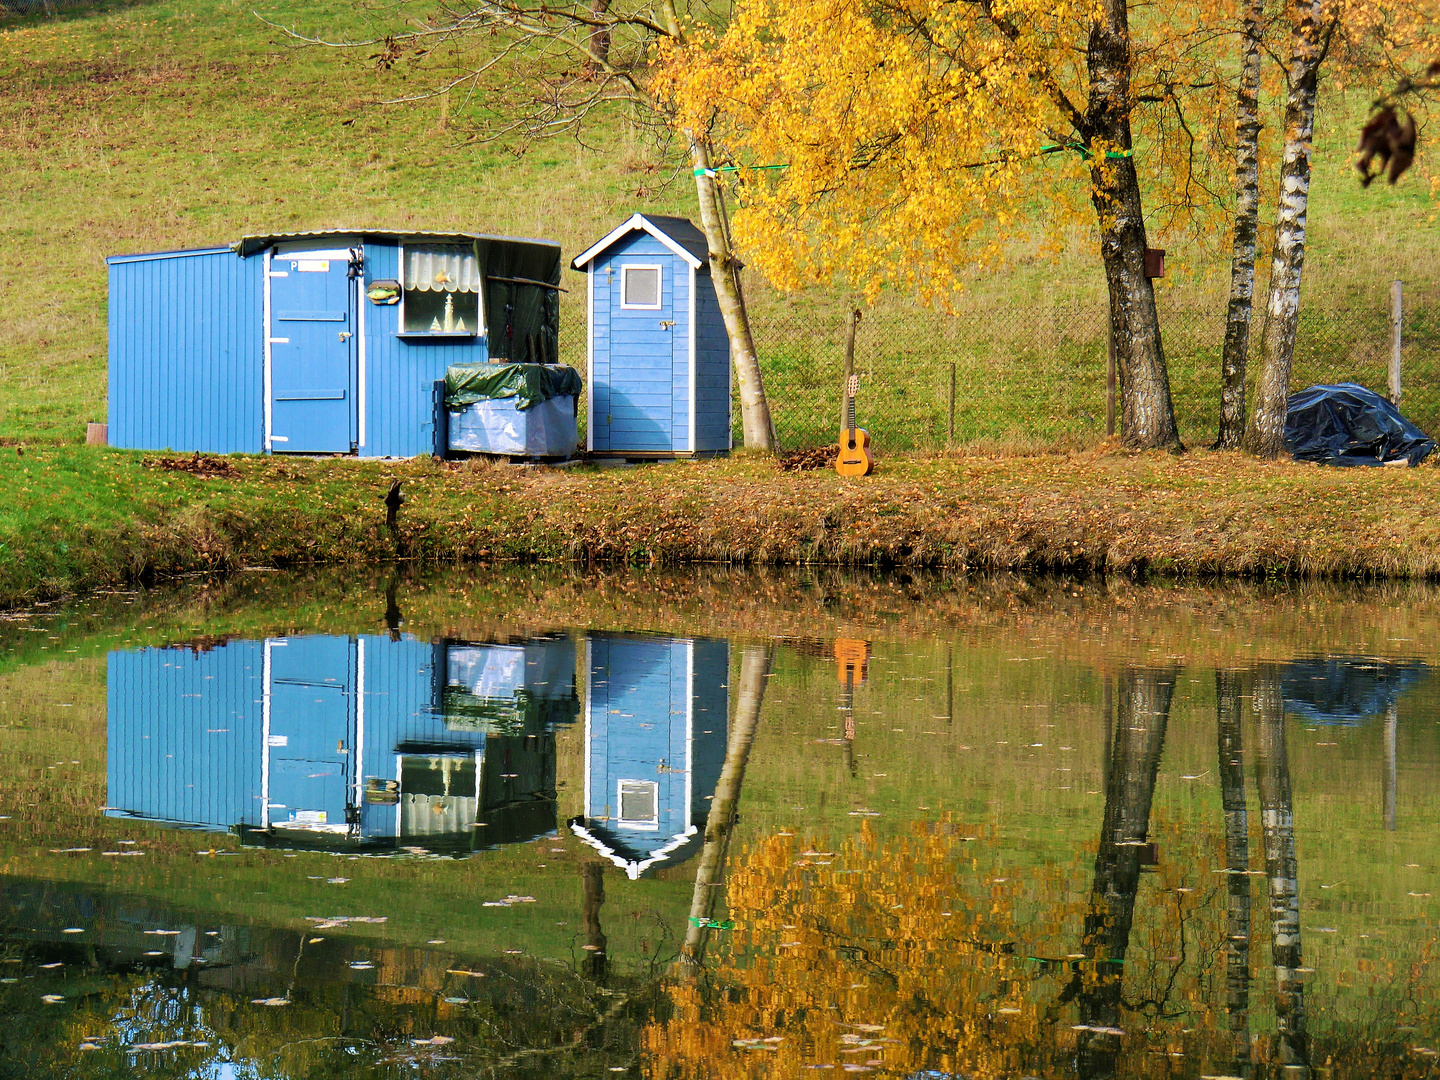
746,277,1440,453
557,277,1440,454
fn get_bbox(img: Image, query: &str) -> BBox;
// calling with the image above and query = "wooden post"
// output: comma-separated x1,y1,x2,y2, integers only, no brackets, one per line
948,362,956,445
1389,280,1403,405
1106,325,1117,437
841,308,860,435
1384,700,1398,833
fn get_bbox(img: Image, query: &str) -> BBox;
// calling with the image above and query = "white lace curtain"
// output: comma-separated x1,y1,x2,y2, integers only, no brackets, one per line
403,245,482,293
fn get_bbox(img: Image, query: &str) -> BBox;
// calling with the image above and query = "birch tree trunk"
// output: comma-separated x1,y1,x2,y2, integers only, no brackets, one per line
1087,0,1182,451
1216,0,1265,449
659,0,776,451
1244,0,1326,458
1255,665,1310,1075
1216,669,1252,1077
1076,666,1175,1079
677,644,772,970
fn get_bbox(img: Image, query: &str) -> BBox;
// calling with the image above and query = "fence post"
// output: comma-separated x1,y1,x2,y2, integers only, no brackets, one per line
1389,279,1403,405
1106,324,1117,437
948,362,956,446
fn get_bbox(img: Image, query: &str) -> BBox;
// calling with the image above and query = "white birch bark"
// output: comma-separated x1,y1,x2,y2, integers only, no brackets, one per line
1216,0,1265,449
1245,0,1326,458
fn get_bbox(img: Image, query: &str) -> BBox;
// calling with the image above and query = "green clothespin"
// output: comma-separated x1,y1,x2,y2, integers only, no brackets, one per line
688,916,735,930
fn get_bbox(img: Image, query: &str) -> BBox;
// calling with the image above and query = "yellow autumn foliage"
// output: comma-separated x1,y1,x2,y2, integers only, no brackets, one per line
654,0,1440,305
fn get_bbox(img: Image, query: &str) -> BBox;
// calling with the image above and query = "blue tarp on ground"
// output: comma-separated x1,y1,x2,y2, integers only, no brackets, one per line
1284,383,1435,466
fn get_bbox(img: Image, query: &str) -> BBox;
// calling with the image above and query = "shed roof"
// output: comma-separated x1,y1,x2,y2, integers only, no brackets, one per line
570,213,708,271
230,229,561,259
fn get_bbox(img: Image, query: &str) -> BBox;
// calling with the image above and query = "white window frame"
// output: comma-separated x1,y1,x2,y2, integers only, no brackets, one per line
616,778,660,829
619,264,664,310
397,242,484,336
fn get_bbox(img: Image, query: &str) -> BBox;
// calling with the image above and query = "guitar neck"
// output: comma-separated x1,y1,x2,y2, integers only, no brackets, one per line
847,391,856,435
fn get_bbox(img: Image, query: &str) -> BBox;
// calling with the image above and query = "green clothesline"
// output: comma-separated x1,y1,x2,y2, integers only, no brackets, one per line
694,144,1131,179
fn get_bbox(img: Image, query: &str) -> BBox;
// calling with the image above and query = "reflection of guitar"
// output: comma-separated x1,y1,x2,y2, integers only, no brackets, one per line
834,638,871,778
836,373,874,476
836,307,874,476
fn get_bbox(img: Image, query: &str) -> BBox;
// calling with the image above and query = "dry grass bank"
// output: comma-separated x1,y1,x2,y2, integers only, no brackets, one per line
5,445,1440,609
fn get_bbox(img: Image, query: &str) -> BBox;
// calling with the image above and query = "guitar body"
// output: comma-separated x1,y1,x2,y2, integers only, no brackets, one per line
836,427,874,476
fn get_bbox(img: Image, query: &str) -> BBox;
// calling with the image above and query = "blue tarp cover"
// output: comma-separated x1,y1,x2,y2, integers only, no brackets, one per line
1284,382,1435,466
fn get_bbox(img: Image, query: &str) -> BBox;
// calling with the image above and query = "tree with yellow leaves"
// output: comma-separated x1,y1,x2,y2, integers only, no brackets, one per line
655,0,1252,449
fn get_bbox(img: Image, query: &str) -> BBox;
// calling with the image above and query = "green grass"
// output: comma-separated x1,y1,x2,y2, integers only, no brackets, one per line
5,0,1440,453
10,444,1440,608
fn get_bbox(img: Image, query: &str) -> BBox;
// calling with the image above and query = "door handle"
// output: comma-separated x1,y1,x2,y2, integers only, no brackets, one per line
338,331,352,342
659,320,675,330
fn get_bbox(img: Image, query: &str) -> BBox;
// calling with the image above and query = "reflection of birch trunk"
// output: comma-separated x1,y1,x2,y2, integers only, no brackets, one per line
678,645,773,968
1255,666,1309,1075
1077,666,1176,1079
1217,669,1252,1078
580,861,608,981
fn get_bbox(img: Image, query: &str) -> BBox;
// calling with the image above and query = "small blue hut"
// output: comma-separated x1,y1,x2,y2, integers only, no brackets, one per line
106,230,562,457
569,632,729,878
571,215,731,456
106,633,580,853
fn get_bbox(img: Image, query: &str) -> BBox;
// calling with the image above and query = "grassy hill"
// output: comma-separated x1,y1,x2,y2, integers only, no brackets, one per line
4,0,1440,452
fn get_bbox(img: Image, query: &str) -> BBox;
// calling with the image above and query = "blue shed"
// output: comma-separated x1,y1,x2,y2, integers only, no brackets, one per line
569,632,729,878
570,215,731,456
106,633,580,853
106,229,562,457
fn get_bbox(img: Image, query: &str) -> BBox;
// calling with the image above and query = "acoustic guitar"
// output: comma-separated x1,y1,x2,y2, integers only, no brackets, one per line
836,373,875,476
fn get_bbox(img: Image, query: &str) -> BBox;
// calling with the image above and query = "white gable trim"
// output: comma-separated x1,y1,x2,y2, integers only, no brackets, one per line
569,820,699,880
572,213,704,270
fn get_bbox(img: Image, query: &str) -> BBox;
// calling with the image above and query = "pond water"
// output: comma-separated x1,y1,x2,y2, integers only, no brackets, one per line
3,568,1440,1078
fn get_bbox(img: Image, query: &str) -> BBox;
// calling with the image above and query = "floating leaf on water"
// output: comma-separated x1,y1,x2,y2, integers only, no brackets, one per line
251,997,291,1006
131,1041,190,1050
326,878,349,884
61,928,83,934
144,930,181,936
443,996,469,1004
78,1043,100,1051
40,994,64,1004
427,939,446,945
446,969,486,977
412,1036,454,1046
307,938,324,944
41,962,62,969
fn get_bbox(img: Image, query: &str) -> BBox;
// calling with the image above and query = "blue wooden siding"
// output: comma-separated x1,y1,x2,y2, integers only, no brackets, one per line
693,277,732,451
360,242,489,458
107,248,265,454
594,234,683,453
578,633,729,875
105,634,579,849
107,640,265,831
584,222,732,455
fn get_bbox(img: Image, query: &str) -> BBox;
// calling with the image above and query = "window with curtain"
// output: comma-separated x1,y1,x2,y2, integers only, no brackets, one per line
401,244,483,334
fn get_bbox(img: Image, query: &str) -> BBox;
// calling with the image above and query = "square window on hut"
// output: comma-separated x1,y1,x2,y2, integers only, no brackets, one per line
620,265,662,309
617,779,659,827
400,244,482,335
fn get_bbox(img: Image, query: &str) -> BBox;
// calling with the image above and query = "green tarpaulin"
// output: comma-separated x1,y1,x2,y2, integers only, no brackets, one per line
474,237,562,364
444,362,582,411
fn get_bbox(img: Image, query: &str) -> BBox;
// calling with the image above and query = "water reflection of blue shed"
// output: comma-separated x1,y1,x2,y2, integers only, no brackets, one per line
570,633,728,879
106,634,578,852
